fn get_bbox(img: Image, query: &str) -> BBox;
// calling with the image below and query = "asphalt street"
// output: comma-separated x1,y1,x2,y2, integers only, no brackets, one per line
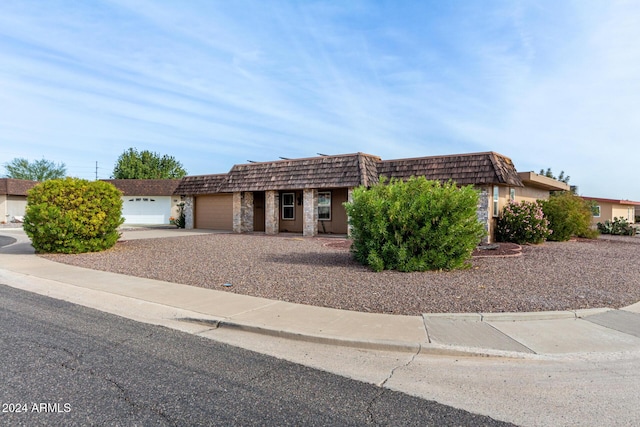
0,284,513,426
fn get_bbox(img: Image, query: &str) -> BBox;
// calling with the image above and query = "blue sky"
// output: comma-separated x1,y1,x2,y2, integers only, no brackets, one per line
1,1,639,200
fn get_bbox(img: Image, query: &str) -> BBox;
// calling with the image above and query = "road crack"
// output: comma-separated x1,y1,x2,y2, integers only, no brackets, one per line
366,344,422,424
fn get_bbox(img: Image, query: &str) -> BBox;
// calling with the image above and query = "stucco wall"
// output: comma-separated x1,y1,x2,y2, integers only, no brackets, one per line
1,195,28,223
317,188,349,234
592,201,636,225
516,186,551,203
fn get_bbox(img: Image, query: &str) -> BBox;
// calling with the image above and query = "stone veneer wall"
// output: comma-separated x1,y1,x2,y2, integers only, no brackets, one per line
347,187,354,237
265,190,279,235
241,191,254,232
233,192,254,233
183,196,194,229
476,188,490,243
303,188,318,237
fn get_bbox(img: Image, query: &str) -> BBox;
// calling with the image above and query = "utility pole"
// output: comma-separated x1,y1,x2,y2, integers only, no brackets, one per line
95,161,98,180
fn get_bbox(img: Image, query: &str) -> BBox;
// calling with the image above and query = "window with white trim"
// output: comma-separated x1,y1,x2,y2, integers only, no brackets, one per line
509,188,515,201
493,186,500,217
318,191,331,220
282,193,295,220
592,205,601,218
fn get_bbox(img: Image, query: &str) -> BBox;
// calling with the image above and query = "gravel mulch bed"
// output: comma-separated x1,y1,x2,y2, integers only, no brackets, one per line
40,233,640,316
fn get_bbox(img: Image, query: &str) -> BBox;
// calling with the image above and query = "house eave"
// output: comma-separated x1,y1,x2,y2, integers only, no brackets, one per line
517,172,570,192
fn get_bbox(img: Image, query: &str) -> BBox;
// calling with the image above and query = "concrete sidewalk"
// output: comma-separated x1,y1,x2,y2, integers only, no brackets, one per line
2,227,640,357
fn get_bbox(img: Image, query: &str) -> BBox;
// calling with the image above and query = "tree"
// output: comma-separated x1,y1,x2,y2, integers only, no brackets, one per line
23,178,124,253
112,148,187,179
5,158,66,181
539,168,570,184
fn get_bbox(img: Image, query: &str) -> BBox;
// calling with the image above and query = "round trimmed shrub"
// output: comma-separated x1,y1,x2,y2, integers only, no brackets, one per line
24,178,124,253
496,200,551,244
344,176,486,272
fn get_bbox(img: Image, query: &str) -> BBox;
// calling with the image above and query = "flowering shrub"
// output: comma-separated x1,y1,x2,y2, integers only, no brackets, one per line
496,200,551,244
170,203,186,228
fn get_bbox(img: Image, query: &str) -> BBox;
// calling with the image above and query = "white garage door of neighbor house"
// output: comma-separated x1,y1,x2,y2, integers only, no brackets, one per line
121,196,172,225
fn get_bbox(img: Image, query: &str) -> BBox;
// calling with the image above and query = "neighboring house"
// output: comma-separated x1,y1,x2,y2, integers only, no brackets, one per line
171,174,230,230
174,151,569,242
103,179,182,225
0,178,38,223
581,197,640,226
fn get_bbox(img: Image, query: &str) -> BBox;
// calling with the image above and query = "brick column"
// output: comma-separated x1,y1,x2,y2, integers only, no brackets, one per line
265,190,279,235
303,188,318,237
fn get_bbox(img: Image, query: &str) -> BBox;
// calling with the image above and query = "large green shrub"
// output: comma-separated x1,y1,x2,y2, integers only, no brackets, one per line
344,177,485,272
24,178,124,253
496,200,551,244
540,192,598,241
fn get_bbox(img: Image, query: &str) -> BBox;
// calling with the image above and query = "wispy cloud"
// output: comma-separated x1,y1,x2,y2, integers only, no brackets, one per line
1,0,639,199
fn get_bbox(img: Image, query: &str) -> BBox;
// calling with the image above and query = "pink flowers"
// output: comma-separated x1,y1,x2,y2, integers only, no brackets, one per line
496,200,551,244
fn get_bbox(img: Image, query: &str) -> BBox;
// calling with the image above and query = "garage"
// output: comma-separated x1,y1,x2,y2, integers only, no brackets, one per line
121,196,172,225
195,194,233,230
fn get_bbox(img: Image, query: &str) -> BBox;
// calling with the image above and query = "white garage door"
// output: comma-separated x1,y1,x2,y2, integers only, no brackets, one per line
121,196,172,225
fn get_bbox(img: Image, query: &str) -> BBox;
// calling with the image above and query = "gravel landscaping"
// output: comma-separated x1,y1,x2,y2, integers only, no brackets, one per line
41,232,640,316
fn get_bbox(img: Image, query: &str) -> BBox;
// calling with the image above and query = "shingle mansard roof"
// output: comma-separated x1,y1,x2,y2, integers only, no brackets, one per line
102,179,181,196
0,178,38,196
379,152,523,187
218,152,381,192
173,151,524,195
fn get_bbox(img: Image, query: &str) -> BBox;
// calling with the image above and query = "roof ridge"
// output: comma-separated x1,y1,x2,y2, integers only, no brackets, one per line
380,151,501,163
235,152,379,167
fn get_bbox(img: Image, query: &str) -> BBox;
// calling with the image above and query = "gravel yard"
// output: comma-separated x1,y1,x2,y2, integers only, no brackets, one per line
41,233,640,316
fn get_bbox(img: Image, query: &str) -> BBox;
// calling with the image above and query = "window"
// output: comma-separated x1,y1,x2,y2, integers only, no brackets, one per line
318,191,331,220
282,193,295,220
592,205,601,218
509,188,516,201
493,186,500,217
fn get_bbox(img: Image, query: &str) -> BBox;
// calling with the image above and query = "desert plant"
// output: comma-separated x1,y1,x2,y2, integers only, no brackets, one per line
344,176,485,272
540,192,598,241
597,217,636,236
23,178,124,253
496,200,551,244
170,202,186,228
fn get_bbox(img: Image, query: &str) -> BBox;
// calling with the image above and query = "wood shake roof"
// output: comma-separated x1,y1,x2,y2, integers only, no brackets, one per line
378,152,524,187
102,179,182,196
217,153,382,192
0,178,38,196
173,174,229,195
175,151,524,195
